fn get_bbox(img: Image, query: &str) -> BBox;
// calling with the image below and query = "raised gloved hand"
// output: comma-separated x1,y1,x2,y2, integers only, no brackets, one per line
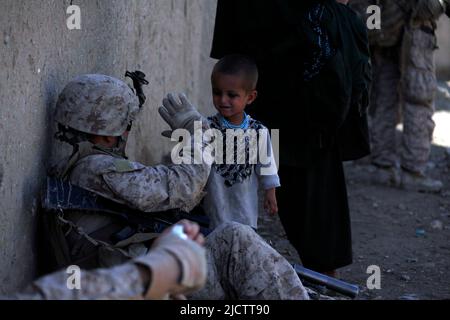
134,221,207,300
158,93,203,138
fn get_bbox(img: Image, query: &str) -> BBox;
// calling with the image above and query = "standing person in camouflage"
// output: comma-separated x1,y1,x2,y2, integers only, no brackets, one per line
10,220,207,300
350,0,449,192
45,74,308,300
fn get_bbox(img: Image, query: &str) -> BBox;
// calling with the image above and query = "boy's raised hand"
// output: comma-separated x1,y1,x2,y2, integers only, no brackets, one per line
264,188,279,215
158,93,203,138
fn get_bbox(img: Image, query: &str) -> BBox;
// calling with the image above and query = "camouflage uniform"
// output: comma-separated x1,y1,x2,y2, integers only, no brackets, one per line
37,74,308,300
54,143,308,300
11,222,306,300
351,0,446,178
11,226,207,300
190,222,306,300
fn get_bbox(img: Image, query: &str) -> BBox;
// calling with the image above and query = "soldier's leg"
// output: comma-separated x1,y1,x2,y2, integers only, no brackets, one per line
401,27,437,174
400,27,442,192
370,46,402,169
189,222,309,300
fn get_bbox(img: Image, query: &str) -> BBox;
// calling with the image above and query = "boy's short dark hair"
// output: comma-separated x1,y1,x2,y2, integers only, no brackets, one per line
212,54,259,91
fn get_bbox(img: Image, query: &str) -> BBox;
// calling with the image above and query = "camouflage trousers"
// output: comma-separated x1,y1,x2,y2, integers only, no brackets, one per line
370,27,437,174
68,216,308,299
189,222,309,300
12,222,307,300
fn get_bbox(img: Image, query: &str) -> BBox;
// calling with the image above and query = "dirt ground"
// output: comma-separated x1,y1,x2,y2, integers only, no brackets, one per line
257,81,450,300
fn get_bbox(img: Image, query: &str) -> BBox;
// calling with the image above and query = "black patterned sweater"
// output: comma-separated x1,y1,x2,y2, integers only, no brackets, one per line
202,113,280,229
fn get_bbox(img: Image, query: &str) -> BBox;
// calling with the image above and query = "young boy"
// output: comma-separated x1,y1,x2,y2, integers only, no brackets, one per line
202,54,280,230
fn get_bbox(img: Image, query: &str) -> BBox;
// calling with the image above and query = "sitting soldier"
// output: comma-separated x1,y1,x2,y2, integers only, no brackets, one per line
45,73,308,300
10,220,206,300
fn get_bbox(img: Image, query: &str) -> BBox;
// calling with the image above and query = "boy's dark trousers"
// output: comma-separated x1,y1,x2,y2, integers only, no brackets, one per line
276,144,353,272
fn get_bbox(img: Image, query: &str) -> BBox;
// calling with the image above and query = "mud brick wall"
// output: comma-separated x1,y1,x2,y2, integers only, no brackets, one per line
0,0,217,294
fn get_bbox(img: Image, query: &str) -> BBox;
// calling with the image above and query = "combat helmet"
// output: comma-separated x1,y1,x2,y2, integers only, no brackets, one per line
54,74,140,137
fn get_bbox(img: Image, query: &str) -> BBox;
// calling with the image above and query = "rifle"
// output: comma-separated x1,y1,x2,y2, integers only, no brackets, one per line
42,176,359,299
293,264,359,298
42,176,210,241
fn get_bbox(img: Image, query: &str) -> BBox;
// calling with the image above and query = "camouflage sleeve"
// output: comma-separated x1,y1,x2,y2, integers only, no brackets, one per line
101,132,212,213
102,162,209,213
12,263,145,300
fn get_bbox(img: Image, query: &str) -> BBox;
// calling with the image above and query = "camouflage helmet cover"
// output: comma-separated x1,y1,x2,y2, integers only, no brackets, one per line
54,74,140,136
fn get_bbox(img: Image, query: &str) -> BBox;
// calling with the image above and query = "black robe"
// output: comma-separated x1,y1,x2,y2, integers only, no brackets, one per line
211,0,371,271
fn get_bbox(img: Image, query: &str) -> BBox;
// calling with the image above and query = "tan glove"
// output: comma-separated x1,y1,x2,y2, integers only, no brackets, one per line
134,227,207,300
158,93,203,138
